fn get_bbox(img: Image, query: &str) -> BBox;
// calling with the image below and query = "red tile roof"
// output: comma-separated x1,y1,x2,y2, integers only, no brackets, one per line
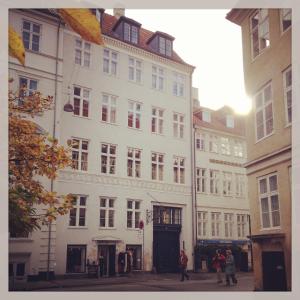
101,13,194,68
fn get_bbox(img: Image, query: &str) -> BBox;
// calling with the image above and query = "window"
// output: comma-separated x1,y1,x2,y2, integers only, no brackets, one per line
103,48,118,75
19,77,37,105
75,39,91,67
153,206,181,225
236,174,245,197
173,156,185,184
209,135,218,153
196,168,207,193
211,212,221,237
22,20,41,51
66,245,86,273
128,57,142,83
281,9,292,32
71,139,88,171
223,172,233,196
127,200,141,228
250,9,270,58
101,143,116,174
128,101,141,129
210,170,220,194
226,115,234,128
101,93,116,123
151,107,164,134
196,133,205,151
127,148,141,178
99,197,115,228
173,113,184,138
220,137,231,155
233,140,243,157
197,211,207,237
224,213,234,238
158,36,172,56
73,86,90,117
151,152,164,181
255,83,273,141
259,174,281,228
172,72,185,97
202,111,211,122
237,214,247,238
69,195,87,227
283,66,292,124
152,66,164,91
124,23,138,44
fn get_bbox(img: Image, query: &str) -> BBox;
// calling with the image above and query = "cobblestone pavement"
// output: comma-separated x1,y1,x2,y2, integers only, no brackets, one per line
10,271,254,292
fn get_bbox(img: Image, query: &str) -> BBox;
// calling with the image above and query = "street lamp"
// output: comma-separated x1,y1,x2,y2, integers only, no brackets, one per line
63,86,73,112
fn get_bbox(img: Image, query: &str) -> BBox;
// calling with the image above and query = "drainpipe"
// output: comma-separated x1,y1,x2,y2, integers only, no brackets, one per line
47,18,61,281
189,71,197,272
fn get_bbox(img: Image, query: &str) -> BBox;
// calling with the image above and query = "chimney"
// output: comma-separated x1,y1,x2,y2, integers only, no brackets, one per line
113,7,125,19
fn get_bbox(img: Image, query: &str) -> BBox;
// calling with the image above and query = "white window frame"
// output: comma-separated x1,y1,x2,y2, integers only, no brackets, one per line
101,143,117,175
197,211,207,237
101,93,117,124
103,48,118,75
211,212,221,237
237,214,247,238
254,82,274,142
127,199,141,229
152,65,164,91
69,195,87,227
22,19,41,52
209,135,218,153
233,140,243,157
128,100,142,129
151,152,164,181
128,57,142,83
124,23,138,44
173,113,184,139
220,137,231,155
196,168,207,193
73,86,90,118
172,72,185,97
173,156,185,184
258,173,281,229
202,111,211,122
223,172,233,196
236,174,245,197
151,107,164,134
280,9,292,33
18,76,38,105
158,36,172,57
250,9,270,59
210,170,220,195
196,133,205,151
283,66,292,125
71,138,89,171
75,38,91,67
99,197,115,228
127,148,141,178
226,115,235,128
224,213,234,238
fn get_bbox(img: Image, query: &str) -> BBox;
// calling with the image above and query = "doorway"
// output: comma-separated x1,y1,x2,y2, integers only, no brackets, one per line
126,245,142,270
262,251,287,291
98,245,116,276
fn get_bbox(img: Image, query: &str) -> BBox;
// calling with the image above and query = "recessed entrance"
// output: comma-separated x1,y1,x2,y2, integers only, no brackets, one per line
98,245,116,277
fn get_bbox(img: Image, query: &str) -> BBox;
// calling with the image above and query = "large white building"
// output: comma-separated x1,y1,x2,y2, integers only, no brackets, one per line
193,104,251,271
9,8,196,280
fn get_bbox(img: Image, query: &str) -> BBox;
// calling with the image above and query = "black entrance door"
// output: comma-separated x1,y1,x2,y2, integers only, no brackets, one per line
262,251,287,291
153,228,180,273
98,245,116,276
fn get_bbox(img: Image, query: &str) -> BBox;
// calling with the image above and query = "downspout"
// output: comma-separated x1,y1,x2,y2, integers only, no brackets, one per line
189,71,196,272
47,17,61,280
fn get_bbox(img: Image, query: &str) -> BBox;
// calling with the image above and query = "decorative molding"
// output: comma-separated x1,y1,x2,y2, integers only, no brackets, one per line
58,170,191,195
209,158,243,167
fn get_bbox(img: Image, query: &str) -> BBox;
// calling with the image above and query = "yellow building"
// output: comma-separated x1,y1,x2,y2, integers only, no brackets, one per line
226,9,291,291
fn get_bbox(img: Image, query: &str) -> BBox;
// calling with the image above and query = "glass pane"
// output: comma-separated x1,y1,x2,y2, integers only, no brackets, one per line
261,197,269,212
127,200,132,209
269,175,277,191
109,199,114,207
259,179,267,194
108,210,114,227
271,195,279,210
23,21,31,30
79,196,86,206
135,201,140,209
76,39,82,48
100,198,106,207
82,141,88,150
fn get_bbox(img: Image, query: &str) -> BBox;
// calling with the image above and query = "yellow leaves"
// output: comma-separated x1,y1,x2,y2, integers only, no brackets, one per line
58,9,104,45
9,26,25,66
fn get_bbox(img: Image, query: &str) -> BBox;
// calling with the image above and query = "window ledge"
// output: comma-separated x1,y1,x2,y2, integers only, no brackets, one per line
100,120,119,126
284,123,291,129
127,228,141,231
128,80,143,86
151,87,165,93
259,226,281,231
103,72,118,78
151,132,165,137
67,226,88,229
98,227,116,230
9,238,33,242
251,45,271,63
72,115,91,120
255,131,275,144
127,126,142,132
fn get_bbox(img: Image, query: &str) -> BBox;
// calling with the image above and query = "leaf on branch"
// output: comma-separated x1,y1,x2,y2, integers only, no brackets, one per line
9,26,25,66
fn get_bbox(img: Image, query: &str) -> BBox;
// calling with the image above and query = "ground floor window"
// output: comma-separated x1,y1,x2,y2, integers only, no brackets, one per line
126,245,142,270
9,262,25,277
66,245,86,273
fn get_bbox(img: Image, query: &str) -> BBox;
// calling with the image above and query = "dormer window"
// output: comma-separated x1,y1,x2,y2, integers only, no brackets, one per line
202,111,211,123
159,36,172,56
226,115,235,128
124,23,138,44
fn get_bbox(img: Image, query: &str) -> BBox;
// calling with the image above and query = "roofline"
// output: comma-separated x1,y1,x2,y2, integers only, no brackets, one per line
226,9,255,26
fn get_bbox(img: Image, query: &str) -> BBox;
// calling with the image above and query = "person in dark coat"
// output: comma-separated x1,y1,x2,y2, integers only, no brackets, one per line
179,250,190,281
98,253,104,277
225,249,237,286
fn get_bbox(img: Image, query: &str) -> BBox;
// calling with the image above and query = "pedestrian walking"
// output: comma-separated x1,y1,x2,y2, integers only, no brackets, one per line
212,249,225,283
179,250,190,281
98,253,104,277
225,249,238,286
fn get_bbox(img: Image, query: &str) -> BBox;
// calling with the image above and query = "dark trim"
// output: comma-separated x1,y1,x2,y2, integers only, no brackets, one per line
146,31,175,44
249,233,285,242
66,244,87,274
112,15,141,31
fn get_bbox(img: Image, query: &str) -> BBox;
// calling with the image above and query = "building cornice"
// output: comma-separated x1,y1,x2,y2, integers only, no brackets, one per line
209,158,244,168
226,9,255,26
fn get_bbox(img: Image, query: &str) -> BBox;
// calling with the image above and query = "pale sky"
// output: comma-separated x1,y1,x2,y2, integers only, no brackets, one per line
108,9,252,114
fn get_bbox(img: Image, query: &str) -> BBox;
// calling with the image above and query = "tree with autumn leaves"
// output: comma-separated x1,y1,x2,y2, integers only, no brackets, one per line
8,8,105,236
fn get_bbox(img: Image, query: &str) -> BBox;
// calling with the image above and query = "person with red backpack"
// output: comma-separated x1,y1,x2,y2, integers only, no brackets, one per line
212,249,226,283
179,250,190,281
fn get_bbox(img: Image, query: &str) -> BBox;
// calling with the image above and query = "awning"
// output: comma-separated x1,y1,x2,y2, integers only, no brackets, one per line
249,233,285,242
92,235,122,242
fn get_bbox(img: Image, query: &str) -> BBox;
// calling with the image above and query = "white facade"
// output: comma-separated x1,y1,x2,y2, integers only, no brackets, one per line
9,9,195,278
